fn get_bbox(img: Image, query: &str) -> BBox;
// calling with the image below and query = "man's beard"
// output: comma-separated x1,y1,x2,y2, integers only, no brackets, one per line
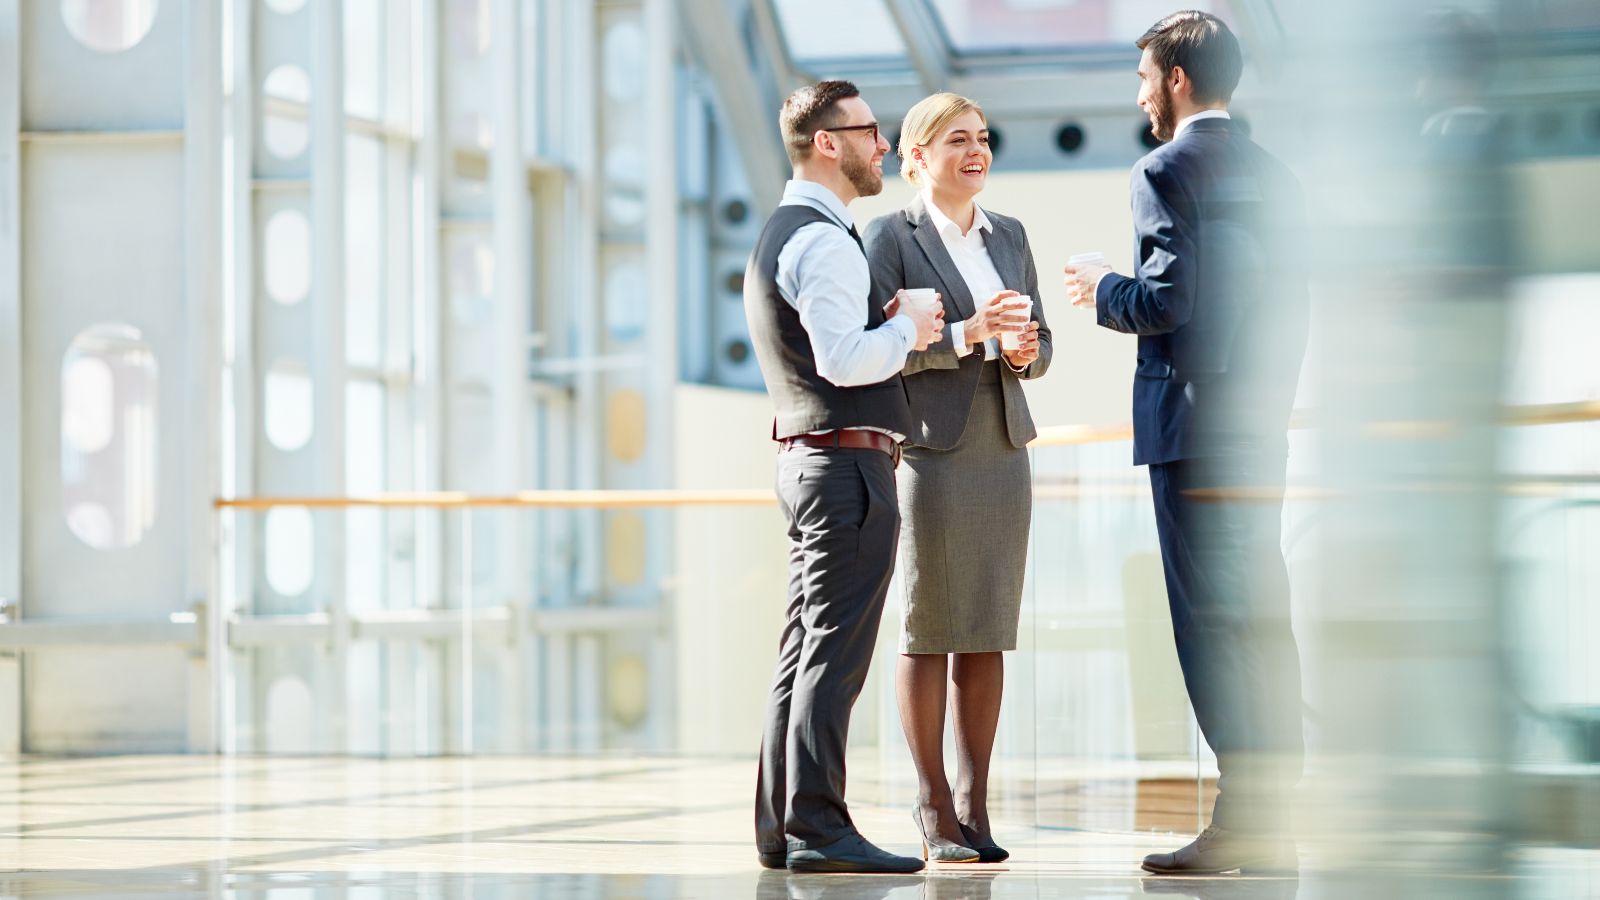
1149,81,1178,142
841,145,883,197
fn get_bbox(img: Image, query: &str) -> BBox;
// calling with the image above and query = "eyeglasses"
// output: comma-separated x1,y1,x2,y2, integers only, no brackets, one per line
821,122,880,143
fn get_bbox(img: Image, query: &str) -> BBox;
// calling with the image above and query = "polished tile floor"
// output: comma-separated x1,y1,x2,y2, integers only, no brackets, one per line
0,755,1593,897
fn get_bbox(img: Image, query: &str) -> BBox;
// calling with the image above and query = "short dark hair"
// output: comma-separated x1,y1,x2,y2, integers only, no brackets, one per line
1136,11,1243,105
779,80,860,165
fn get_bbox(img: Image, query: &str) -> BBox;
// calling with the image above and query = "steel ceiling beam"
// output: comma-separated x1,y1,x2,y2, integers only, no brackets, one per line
678,0,791,217
882,0,953,96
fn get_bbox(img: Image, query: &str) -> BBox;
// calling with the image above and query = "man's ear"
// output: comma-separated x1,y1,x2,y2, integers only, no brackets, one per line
812,129,838,160
1168,64,1191,101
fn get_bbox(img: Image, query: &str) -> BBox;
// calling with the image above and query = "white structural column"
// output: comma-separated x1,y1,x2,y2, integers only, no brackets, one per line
309,0,349,755
14,0,200,752
243,0,345,754
185,0,226,754
480,0,531,755
402,0,445,759
0,0,21,755
642,0,679,751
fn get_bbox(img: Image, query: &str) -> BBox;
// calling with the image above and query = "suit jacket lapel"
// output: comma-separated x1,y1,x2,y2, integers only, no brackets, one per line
907,197,978,321
983,214,1024,296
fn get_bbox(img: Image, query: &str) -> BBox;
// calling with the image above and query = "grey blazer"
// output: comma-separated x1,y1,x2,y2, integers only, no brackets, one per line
863,196,1052,450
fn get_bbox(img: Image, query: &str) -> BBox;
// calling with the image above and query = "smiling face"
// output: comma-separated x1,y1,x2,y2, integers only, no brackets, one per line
832,96,891,197
915,110,991,200
1137,48,1178,142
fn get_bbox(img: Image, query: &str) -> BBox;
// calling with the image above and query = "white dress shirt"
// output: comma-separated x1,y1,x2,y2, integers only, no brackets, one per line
923,195,1004,362
1172,108,1231,141
775,180,918,386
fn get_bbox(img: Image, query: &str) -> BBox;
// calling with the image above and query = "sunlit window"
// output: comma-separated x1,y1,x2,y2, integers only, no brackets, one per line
345,136,384,367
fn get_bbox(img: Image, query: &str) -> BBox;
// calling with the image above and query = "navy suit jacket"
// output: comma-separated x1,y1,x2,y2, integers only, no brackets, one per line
1095,117,1309,466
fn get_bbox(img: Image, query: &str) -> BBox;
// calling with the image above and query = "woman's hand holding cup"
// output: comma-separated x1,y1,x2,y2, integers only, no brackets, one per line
965,290,1031,346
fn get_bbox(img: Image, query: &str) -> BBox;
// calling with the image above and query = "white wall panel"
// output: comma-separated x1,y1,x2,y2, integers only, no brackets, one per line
21,0,183,131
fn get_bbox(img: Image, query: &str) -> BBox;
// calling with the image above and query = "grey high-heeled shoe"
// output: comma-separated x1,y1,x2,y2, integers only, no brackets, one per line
959,821,1009,864
912,806,980,863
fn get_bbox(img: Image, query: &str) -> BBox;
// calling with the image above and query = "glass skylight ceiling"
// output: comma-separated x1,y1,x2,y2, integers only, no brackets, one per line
772,0,1237,64
772,0,908,63
928,0,1232,53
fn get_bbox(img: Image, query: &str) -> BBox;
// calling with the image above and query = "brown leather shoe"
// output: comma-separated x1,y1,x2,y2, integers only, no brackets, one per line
1141,824,1296,876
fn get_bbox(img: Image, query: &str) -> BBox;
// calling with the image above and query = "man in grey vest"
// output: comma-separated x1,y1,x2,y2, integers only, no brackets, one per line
747,80,944,874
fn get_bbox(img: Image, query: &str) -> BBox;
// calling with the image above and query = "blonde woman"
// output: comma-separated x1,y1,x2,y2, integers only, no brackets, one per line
863,93,1051,864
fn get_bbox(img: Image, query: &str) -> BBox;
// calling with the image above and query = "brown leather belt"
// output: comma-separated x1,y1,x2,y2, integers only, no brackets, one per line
780,429,902,467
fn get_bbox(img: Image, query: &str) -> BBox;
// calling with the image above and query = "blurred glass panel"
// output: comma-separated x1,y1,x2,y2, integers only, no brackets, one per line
448,233,495,328
1023,440,1206,834
927,0,1233,53
773,0,907,62
447,0,489,58
345,134,383,368
344,0,382,120
1533,0,1600,29
263,506,313,599
346,379,385,614
61,324,158,550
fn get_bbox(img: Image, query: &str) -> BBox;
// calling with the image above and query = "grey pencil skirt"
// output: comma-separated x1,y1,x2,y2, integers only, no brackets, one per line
896,362,1031,654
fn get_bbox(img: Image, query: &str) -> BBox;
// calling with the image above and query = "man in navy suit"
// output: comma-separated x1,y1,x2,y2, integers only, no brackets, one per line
1066,11,1308,876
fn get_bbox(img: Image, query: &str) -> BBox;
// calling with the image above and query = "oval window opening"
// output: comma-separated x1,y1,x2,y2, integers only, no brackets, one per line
263,65,312,160
264,359,314,451
263,209,311,305
61,0,158,54
61,324,158,549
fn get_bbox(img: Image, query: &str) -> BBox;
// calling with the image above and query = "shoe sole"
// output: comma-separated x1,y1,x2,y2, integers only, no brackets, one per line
787,860,925,874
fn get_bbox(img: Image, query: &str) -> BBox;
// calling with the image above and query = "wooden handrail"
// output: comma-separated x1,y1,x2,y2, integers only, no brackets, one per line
215,489,776,510
214,400,1600,510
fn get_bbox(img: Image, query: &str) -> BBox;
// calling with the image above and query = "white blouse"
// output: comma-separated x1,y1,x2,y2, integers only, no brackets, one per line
923,194,1006,361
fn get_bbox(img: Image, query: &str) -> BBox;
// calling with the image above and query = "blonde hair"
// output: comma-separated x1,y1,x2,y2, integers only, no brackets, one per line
897,92,987,185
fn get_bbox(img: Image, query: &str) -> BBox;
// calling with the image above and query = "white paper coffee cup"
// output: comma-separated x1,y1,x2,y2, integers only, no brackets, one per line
1067,251,1106,268
999,294,1033,351
899,288,939,314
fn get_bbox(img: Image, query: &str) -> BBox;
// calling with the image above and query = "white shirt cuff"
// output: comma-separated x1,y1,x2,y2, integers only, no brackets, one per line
889,314,918,351
950,319,972,358
1092,269,1114,295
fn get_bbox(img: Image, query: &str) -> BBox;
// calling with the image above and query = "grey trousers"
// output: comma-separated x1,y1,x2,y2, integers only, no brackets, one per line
755,445,900,853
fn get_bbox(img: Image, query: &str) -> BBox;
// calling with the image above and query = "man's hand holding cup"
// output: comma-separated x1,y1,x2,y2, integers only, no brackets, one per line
1064,252,1111,309
894,288,946,351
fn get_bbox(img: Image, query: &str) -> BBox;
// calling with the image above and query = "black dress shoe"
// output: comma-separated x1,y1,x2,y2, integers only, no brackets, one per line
786,833,925,874
1140,825,1296,876
958,822,1009,864
758,850,788,869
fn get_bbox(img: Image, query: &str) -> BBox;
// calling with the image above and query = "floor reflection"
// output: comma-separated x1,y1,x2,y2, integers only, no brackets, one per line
0,756,1592,897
